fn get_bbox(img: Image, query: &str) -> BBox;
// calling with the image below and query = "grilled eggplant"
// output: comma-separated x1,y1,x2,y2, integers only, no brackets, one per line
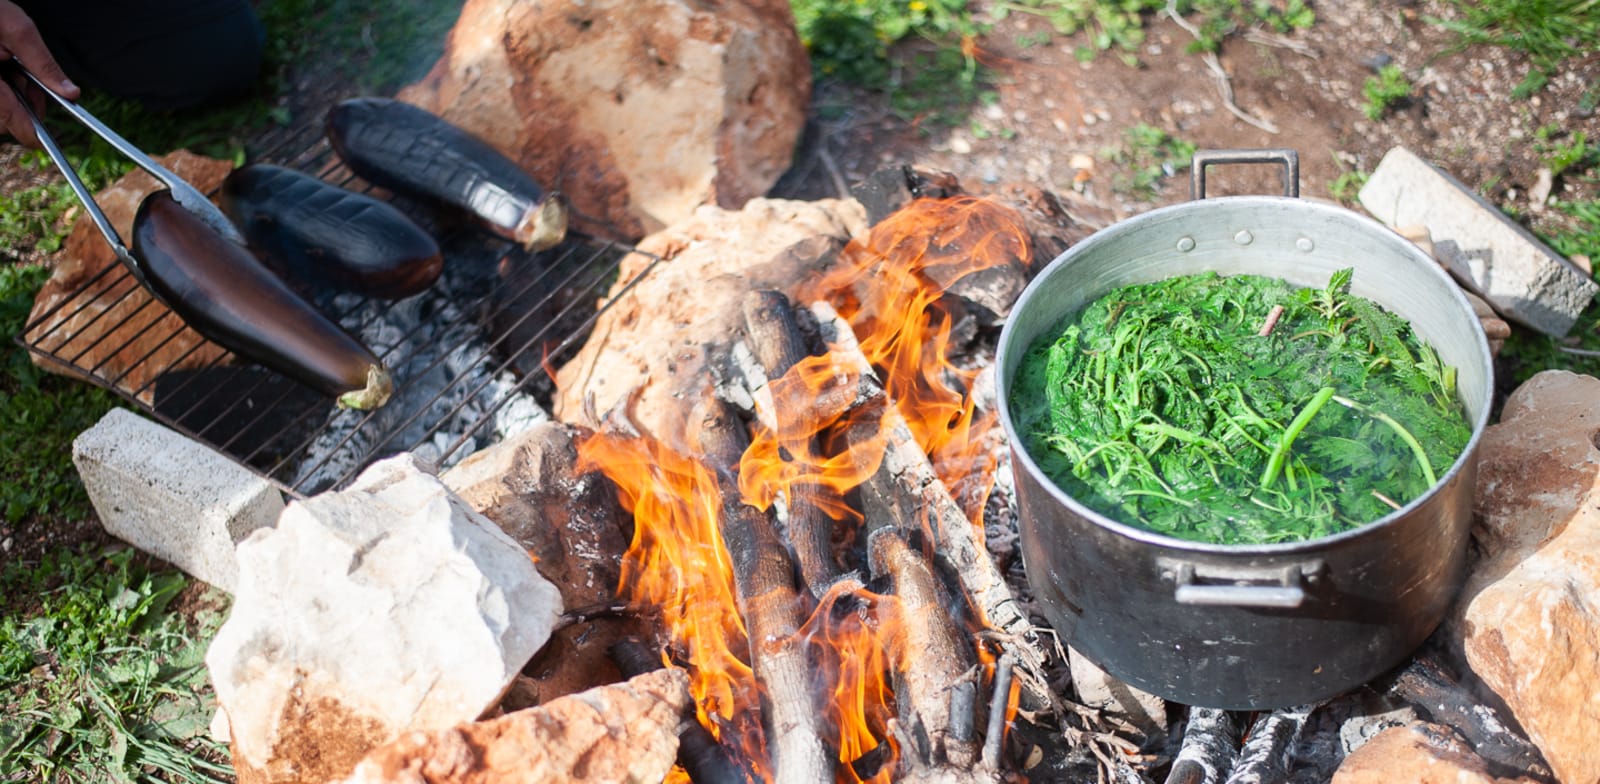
220,163,443,299
325,97,567,251
133,191,393,410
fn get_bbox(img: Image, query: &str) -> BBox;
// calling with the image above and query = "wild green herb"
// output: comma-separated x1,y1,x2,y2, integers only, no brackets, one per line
1362,63,1413,121
1012,270,1472,544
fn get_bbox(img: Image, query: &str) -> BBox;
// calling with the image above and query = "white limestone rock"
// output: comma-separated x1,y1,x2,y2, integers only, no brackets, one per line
205,454,562,784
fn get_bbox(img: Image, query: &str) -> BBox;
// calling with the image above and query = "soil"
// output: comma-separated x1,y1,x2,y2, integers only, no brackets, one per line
775,3,1599,243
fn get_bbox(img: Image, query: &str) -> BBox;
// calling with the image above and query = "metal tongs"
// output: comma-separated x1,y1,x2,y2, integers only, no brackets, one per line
4,59,244,282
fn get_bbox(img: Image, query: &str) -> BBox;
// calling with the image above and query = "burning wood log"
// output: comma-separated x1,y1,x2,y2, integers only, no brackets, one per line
809,300,1052,709
1221,705,1316,784
610,637,744,784
868,527,981,770
692,396,832,784
741,290,844,595
1163,708,1241,784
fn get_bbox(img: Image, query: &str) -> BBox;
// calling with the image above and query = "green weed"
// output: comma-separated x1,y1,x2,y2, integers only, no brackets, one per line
990,0,1312,64
792,0,981,87
1105,123,1197,199
0,548,231,782
1327,168,1370,205
1362,63,1413,121
0,265,117,525
1429,0,1600,99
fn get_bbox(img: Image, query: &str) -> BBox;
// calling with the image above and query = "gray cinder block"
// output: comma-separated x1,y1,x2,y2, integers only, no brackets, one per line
72,407,283,593
1359,146,1597,337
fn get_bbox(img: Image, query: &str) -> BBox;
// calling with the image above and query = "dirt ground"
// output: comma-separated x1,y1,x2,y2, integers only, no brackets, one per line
776,2,1599,241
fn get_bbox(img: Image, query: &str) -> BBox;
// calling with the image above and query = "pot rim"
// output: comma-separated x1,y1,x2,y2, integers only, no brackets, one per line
995,194,1495,555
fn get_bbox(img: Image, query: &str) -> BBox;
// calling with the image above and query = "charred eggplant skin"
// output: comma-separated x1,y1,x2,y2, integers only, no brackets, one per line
220,163,443,299
133,191,392,410
325,97,567,251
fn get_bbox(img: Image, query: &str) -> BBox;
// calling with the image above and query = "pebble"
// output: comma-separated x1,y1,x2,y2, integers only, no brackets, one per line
985,103,1004,121
950,136,973,155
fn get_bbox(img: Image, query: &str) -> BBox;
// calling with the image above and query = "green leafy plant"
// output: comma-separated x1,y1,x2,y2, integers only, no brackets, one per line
991,0,1312,63
1012,270,1472,544
791,0,981,86
1327,168,1370,205
0,548,232,782
1105,123,1197,199
1362,63,1413,121
1429,0,1600,99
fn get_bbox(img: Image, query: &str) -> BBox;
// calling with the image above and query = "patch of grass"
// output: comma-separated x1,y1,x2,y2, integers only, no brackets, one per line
1104,122,1196,199
1362,63,1413,121
792,0,981,87
0,265,117,525
1429,0,1600,99
991,0,1312,64
1327,168,1370,206
0,547,232,782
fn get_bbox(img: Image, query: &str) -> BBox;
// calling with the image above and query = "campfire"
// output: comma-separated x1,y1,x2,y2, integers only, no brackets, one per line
573,195,1045,783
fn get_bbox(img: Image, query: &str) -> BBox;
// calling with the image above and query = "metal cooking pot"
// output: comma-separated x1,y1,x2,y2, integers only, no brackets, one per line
995,149,1494,709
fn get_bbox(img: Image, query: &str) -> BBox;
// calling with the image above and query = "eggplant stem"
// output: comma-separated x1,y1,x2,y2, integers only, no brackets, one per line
518,193,568,251
338,365,394,410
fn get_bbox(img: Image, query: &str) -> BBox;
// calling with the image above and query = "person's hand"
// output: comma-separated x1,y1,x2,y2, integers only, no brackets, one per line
0,0,79,147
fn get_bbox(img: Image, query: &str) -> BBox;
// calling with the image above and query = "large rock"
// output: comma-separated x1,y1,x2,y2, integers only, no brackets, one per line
1453,371,1600,784
443,421,643,706
339,668,689,784
551,197,867,449
1332,722,1530,784
397,0,811,241
206,454,563,784
25,151,233,402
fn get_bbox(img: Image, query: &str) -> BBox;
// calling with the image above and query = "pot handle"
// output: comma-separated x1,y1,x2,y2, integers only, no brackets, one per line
1166,561,1319,608
1190,149,1300,200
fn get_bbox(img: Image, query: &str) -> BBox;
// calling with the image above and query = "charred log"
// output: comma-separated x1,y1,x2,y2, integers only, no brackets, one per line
810,301,1052,710
1164,708,1240,784
981,654,1016,771
1222,705,1315,784
1387,655,1552,781
741,290,843,596
693,397,832,784
610,637,743,784
868,528,980,769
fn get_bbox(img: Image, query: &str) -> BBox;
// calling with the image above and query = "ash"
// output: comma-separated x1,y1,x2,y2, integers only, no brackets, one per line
287,247,549,495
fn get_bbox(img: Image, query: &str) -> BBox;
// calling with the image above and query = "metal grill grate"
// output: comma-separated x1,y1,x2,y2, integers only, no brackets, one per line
16,121,661,498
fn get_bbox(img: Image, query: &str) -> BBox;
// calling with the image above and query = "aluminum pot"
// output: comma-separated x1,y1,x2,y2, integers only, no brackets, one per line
994,150,1494,709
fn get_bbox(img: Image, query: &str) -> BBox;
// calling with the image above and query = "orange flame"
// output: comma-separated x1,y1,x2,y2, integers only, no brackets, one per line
575,431,768,779
801,581,905,784
801,195,1031,526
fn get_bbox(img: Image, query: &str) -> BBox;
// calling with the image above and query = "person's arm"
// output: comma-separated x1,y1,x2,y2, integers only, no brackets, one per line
0,0,79,148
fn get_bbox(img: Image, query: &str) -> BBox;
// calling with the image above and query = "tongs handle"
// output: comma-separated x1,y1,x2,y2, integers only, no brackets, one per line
3,73,142,280
7,59,245,246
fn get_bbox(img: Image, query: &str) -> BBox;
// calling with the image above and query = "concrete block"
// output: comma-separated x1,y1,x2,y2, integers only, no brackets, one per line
72,407,284,593
1359,146,1597,337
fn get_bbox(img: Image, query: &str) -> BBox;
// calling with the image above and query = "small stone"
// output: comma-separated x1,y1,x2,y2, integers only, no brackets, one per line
1068,648,1167,744
950,136,974,155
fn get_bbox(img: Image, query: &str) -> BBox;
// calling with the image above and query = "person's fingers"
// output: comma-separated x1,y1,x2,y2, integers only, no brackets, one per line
0,87,40,147
0,4,78,100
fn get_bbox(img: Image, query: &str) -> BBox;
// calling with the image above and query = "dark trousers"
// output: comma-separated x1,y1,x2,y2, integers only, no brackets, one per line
16,0,265,109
